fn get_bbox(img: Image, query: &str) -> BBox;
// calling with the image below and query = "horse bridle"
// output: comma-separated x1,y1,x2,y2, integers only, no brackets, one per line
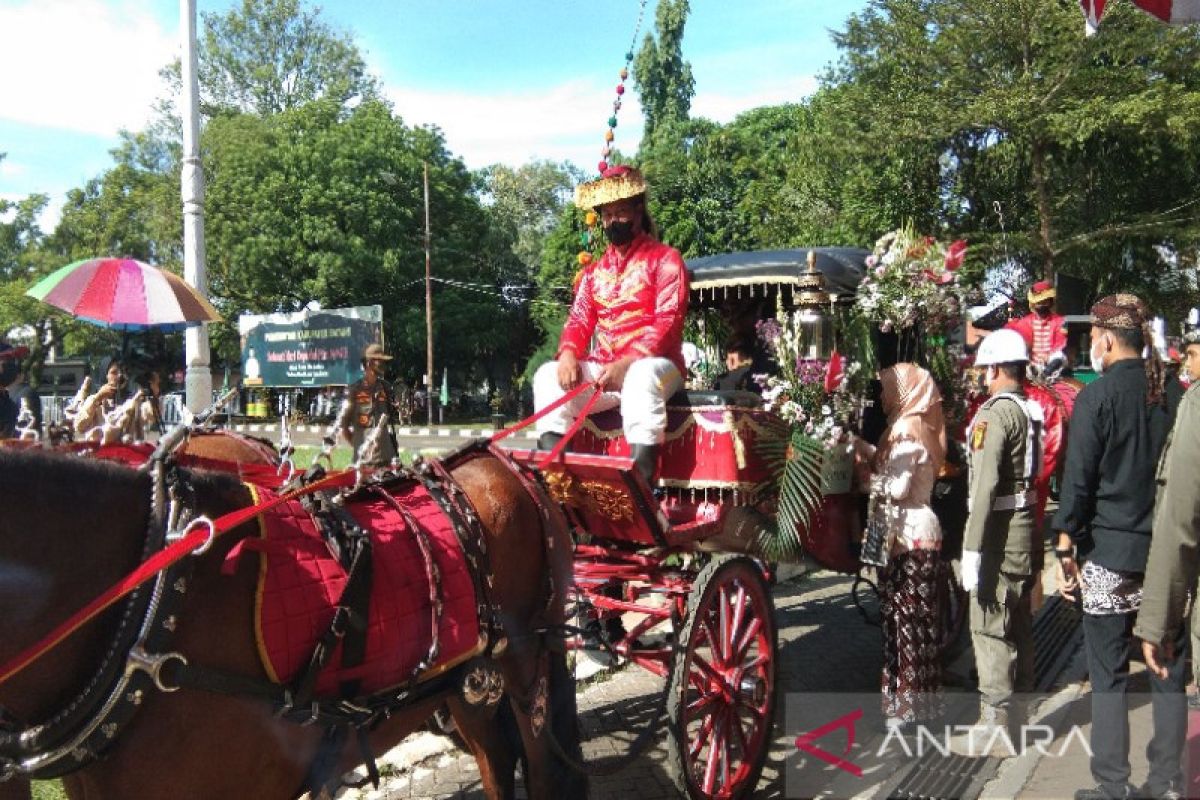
0,456,191,782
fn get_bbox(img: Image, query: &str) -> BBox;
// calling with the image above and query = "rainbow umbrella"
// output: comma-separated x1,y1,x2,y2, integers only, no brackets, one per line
26,257,221,332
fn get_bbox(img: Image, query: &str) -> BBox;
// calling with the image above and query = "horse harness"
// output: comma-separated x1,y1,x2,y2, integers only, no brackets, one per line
0,439,560,795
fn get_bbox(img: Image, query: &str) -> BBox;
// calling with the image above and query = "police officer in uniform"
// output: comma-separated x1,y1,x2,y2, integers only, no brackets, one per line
337,343,398,466
954,329,1043,755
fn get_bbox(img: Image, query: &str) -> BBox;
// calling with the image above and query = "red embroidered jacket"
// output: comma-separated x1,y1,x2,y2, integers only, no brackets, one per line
1006,313,1068,364
558,233,689,374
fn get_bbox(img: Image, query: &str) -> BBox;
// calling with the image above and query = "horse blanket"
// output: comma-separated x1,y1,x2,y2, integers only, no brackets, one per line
228,480,482,697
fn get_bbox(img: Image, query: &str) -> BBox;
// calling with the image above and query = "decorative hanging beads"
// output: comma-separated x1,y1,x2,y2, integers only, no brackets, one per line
577,0,648,268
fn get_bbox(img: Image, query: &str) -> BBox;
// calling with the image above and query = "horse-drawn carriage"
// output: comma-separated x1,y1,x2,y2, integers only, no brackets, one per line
0,247,1081,800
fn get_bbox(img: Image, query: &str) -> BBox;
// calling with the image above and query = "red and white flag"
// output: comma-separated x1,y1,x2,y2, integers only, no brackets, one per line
1133,0,1200,23
1083,0,1200,31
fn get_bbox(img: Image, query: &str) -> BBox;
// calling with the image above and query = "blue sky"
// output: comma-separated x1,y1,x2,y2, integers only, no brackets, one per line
0,0,869,228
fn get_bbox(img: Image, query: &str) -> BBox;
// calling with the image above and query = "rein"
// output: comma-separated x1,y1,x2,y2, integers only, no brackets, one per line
488,381,603,470
0,467,357,690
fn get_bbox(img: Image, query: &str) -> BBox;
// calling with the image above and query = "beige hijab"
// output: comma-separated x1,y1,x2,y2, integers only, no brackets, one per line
877,363,946,474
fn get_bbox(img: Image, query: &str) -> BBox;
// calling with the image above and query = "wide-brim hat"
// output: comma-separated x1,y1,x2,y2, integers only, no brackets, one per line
363,343,393,361
574,165,647,210
1028,280,1056,305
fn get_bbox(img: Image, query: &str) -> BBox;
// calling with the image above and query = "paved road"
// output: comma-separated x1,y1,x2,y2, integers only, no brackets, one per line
338,571,887,800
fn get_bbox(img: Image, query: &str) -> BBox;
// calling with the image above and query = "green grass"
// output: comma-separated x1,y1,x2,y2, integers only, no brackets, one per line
290,445,435,472
291,444,354,471
33,781,67,800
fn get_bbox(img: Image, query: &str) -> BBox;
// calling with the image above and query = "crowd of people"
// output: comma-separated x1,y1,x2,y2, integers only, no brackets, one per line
5,160,1200,799
854,291,1196,800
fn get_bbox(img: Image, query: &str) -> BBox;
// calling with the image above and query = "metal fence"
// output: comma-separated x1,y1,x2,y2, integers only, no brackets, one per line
41,391,195,431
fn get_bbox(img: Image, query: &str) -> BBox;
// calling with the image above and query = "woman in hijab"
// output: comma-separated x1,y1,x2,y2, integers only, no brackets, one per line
856,362,947,730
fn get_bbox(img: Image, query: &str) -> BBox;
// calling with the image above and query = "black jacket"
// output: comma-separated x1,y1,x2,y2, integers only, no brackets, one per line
1052,358,1182,572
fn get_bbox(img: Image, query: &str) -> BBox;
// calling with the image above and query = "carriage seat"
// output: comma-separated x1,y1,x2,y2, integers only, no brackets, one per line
665,390,762,409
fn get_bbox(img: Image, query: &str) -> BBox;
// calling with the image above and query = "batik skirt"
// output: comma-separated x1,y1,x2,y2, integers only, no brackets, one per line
880,548,943,722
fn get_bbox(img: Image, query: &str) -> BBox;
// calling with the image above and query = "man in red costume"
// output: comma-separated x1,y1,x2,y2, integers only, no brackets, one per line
1006,279,1068,368
533,165,688,483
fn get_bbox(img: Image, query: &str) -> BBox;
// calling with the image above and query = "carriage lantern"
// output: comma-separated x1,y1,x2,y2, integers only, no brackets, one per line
793,250,836,361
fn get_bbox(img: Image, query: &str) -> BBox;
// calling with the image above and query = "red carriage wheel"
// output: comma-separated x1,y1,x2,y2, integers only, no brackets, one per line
667,555,776,799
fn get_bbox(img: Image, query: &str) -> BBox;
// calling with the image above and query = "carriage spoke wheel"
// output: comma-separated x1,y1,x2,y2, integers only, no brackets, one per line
667,555,776,800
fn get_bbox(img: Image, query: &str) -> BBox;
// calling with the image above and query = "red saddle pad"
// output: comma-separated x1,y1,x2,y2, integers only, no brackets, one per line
237,480,482,697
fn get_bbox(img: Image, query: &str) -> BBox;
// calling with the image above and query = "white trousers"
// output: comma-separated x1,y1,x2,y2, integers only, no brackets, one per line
532,357,684,446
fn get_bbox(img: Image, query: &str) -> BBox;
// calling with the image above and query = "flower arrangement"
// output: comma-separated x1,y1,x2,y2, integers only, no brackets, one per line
856,225,967,336
754,304,864,448
752,301,871,561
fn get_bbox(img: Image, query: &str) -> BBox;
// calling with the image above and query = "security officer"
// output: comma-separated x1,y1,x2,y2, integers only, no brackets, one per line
954,329,1043,756
336,343,398,466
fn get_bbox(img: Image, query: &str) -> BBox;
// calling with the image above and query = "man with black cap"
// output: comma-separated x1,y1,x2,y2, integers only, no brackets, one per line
1054,294,1185,800
337,343,398,466
533,165,688,484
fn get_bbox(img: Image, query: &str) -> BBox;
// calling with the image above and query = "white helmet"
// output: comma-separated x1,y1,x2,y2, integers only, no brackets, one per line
975,329,1029,367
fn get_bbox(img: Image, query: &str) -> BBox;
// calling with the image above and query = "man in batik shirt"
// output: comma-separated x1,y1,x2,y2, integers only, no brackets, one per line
533,165,688,483
1054,294,1185,800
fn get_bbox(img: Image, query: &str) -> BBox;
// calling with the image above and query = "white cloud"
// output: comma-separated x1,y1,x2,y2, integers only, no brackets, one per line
387,73,820,171
387,78,645,171
0,159,26,179
691,74,821,122
0,0,175,136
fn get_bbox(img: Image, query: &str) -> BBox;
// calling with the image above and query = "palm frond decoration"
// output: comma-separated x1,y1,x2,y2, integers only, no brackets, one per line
754,417,826,561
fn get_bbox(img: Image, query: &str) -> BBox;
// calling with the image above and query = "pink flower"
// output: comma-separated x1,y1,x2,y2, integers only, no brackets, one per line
945,239,967,271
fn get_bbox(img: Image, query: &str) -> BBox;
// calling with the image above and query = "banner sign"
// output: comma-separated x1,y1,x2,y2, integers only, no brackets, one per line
238,305,383,387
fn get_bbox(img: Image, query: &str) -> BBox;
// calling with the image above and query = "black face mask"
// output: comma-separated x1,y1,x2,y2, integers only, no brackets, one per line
603,220,637,246
1034,304,1052,318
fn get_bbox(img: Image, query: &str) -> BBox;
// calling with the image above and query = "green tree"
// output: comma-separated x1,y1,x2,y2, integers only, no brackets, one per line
821,0,1200,309
477,160,581,277
0,161,53,372
198,0,377,116
632,0,695,144
202,99,509,388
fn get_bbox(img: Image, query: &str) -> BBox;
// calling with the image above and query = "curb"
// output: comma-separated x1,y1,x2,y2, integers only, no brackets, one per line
224,423,538,439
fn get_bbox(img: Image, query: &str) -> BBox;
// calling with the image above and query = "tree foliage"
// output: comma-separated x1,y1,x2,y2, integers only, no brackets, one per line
199,0,378,116
815,0,1200,311
633,0,695,144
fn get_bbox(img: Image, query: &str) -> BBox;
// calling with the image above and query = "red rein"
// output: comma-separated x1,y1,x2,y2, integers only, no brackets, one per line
0,468,357,688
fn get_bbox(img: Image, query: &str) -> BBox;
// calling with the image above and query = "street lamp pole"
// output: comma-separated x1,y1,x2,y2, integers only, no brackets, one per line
181,0,212,413
424,162,434,427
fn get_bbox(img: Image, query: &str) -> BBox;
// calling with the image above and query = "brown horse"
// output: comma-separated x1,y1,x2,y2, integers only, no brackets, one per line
0,448,584,799
178,429,281,466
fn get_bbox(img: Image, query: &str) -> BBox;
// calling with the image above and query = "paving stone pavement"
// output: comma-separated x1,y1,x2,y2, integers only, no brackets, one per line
337,570,884,800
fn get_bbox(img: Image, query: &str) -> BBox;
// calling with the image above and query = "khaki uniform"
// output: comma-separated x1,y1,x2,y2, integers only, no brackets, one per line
337,378,397,466
1134,383,1200,648
964,390,1041,710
